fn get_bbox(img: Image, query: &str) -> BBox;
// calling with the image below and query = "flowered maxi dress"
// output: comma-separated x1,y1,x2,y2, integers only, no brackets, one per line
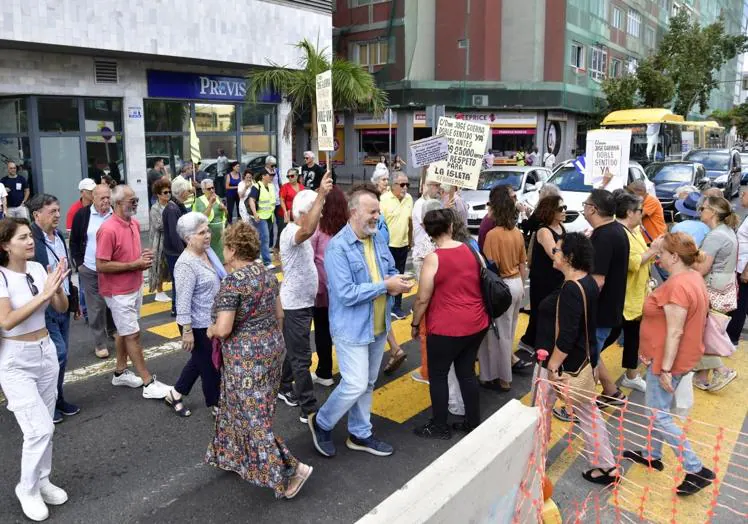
205,261,298,497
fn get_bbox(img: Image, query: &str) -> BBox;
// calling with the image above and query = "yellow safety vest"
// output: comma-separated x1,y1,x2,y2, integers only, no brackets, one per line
255,182,275,220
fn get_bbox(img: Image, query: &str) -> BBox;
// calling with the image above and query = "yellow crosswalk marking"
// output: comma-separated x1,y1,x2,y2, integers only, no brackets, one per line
147,321,181,339
142,282,172,296
140,301,173,317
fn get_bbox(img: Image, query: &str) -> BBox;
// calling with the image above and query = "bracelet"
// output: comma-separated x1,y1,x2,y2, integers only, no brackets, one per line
183,328,192,334
661,369,671,374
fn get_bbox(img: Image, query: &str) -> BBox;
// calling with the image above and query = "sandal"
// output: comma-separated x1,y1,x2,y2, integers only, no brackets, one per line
285,463,313,499
383,349,407,375
164,390,191,418
582,467,620,486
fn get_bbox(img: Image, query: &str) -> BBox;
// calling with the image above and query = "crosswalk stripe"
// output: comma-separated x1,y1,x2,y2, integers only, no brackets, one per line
141,282,172,296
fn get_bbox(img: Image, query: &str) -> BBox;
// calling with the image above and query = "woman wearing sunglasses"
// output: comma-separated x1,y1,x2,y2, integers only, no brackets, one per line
149,178,172,302
0,217,71,521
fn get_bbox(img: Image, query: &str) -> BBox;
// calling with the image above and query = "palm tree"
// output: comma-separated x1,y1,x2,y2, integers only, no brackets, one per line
246,38,388,159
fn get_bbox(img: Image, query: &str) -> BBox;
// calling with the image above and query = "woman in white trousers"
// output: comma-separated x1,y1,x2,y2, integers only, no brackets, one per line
0,217,70,522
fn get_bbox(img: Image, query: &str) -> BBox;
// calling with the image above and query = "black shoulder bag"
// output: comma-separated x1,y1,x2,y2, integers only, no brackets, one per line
466,244,512,335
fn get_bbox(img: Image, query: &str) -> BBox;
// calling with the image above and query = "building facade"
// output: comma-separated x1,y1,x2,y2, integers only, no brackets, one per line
0,0,332,227
331,0,745,177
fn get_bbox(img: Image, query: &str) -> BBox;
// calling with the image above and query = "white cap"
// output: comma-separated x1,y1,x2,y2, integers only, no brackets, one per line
79,178,96,191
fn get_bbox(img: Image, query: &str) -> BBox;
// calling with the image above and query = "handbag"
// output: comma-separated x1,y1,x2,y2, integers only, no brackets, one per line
703,309,736,357
552,280,597,406
707,278,737,314
466,244,512,334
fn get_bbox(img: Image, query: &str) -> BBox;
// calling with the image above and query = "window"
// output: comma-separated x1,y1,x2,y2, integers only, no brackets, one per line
354,40,389,67
590,46,608,81
570,43,585,70
610,59,622,78
194,104,236,132
38,98,80,132
0,98,28,134
628,58,639,74
591,0,608,21
627,10,642,37
353,0,388,6
742,76,748,90
612,7,622,29
645,26,656,47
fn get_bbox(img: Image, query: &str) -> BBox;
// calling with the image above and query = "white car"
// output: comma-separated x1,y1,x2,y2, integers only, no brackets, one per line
524,160,654,233
463,166,552,234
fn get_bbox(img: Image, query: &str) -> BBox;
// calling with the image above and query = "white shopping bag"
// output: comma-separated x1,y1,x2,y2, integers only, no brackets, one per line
672,372,694,419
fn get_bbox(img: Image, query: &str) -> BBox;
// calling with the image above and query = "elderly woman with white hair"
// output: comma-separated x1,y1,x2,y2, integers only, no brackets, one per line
193,178,228,262
163,175,194,317
165,212,226,417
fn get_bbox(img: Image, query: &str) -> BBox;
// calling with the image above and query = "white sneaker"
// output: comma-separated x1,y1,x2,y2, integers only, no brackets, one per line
142,377,171,399
311,372,334,387
112,369,144,388
39,479,68,506
15,484,49,522
620,374,647,393
154,292,171,303
448,407,465,417
265,263,276,270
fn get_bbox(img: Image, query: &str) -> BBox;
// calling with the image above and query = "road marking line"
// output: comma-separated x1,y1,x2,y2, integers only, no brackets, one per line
141,282,172,296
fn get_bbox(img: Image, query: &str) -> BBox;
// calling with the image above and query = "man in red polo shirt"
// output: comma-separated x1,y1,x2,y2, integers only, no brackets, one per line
96,184,171,399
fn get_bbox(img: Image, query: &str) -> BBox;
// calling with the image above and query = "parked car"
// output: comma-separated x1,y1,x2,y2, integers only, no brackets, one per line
528,160,653,233
645,161,709,218
682,148,741,199
464,166,552,234
740,153,748,184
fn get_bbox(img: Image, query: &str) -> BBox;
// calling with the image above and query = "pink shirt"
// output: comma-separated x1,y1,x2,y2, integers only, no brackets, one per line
310,228,332,307
96,214,143,297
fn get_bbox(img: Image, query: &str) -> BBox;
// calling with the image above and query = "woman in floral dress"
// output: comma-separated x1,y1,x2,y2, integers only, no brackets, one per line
206,221,313,499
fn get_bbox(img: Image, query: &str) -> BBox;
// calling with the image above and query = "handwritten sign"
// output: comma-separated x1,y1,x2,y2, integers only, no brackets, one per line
584,129,631,191
425,117,490,190
408,135,449,168
315,70,334,152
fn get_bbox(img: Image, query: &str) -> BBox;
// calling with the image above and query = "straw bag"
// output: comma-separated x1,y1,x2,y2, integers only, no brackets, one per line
552,280,598,406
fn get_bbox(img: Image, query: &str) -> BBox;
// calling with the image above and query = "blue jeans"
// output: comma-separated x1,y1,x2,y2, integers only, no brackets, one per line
644,367,702,473
253,218,272,266
45,308,70,405
596,327,613,356
316,332,387,439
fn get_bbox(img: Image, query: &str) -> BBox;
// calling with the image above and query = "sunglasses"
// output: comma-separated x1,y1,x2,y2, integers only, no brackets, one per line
557,205,567,212
205,186,215,191
398,182,409,188
582,201,595,208
26,273,38,296
161,191,171,195
288,174,297,178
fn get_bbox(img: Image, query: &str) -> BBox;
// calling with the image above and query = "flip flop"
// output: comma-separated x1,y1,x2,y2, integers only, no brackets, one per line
582,467,620,486
383,350,407,375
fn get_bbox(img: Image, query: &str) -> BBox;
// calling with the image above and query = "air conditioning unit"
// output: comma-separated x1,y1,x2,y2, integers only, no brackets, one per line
472,95,489,107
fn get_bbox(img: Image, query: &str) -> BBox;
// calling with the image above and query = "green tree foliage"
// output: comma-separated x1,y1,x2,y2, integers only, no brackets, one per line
711,104,748,138
600,12,747,116
246,39,388,156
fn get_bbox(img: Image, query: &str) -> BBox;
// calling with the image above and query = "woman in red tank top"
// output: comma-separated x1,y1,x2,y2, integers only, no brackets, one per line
410,209,489,440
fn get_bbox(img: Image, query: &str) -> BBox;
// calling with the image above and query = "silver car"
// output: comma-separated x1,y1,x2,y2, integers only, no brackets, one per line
464,166,552,234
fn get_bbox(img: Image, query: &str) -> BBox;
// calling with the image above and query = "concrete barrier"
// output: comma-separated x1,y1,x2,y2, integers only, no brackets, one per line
356,399,541,524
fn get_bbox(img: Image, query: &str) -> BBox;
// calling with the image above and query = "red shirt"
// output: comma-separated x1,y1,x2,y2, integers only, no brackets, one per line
66,200,83,230
279,182,305,220
426,244,489,336
96,214,143,297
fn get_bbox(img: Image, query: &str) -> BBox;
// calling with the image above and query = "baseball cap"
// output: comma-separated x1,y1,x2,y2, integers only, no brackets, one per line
79,178,96,191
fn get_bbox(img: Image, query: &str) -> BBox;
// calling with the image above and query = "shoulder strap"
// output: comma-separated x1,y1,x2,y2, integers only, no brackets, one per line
466,242,487,270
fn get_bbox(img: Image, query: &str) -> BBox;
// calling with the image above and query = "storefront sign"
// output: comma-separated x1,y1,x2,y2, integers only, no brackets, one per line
409,135,449,168
354,112,398,128
146,70,280,103
454,111,537,127
316,70,334,152
584,129,631,191
426,117,490,190
491,129,536,135
127,106,143,119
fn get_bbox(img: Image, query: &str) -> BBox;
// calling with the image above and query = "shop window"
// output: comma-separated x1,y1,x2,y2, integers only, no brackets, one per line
0,136,32,191
40,136,82,214
359,129,396,163
627,10,641,38
145,136,187,178
144,101,189,133
240,135,275,166
0,98,28,134
84,99,122,133
489,134,535,160
195,104,236,132
570,43,585,70
590,47,607,82
85,135,124,184
38,98,80,132
241,103,276,133
198,137,238,174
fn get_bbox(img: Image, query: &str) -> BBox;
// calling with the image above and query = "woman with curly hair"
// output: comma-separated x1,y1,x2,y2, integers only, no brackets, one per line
481,185,529,391
205,222,312,499
310,186,348,386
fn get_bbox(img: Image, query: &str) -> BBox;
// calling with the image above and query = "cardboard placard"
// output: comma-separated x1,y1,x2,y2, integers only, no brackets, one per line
315,70,334,152
408,135,449,168
425,117,490,190
584,129,632,191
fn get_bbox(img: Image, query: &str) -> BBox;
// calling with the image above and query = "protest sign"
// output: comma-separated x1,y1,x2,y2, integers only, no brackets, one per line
584,129,631,191
408,135,449,168
315,70,334,152
425,116,490,190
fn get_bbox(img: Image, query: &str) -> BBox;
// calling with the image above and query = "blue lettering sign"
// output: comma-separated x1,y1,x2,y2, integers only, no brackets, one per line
146,70,279,103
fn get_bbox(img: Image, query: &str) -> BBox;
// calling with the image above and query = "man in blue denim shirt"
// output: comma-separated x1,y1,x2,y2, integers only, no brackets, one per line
308,187,413,458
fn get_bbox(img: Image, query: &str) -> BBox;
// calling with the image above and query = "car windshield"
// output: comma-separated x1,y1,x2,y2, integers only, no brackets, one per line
646,164,693,184
548,166,592,192
477,170,523,191
684,151,729,171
